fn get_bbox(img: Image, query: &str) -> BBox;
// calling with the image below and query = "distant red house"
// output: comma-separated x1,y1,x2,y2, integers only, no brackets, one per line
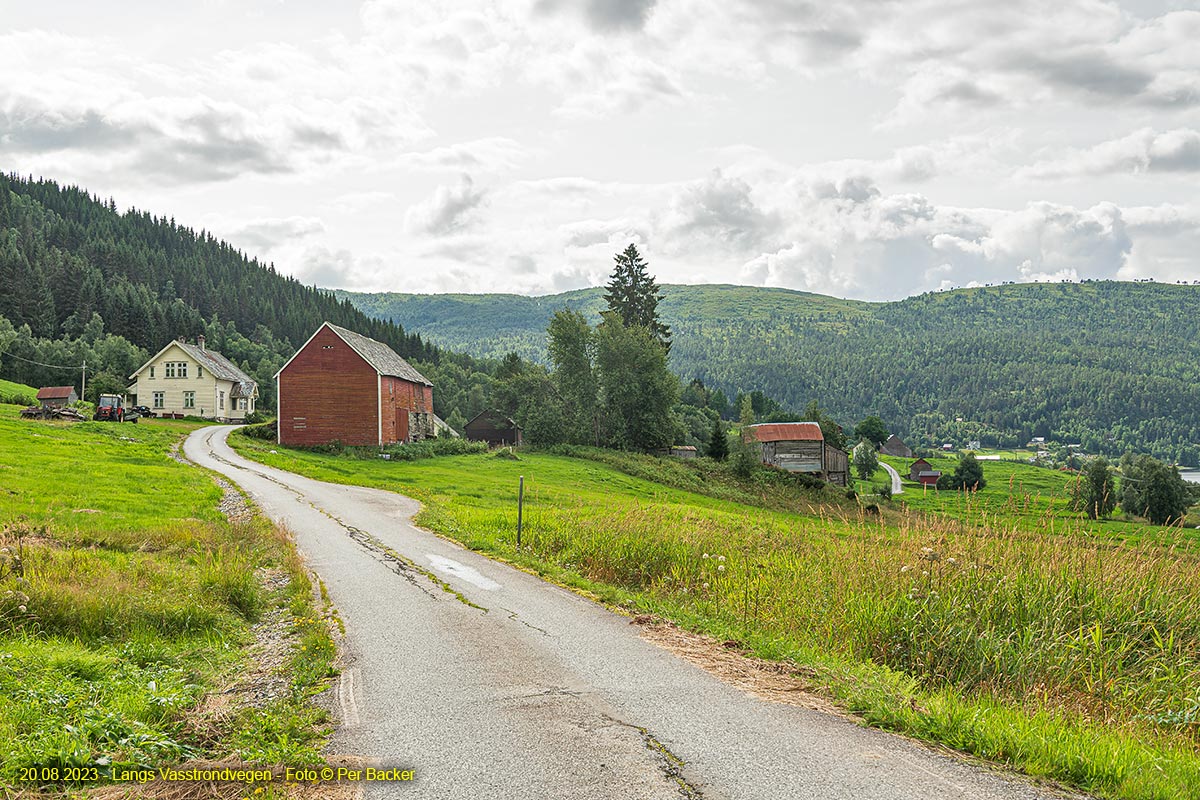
275,322,434,447
37,386,78,408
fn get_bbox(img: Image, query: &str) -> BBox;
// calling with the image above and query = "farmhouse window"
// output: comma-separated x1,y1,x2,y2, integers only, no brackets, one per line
183,391,195,409
219,391,225,410
197,366,203,379
149,366,155,378
237,398,247,411
152,392,164,409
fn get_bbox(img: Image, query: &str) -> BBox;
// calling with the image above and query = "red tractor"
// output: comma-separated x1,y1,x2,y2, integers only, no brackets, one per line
93,394,135,423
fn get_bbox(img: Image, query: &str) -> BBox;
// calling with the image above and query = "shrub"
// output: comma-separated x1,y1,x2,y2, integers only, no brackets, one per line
382,437,488,460
239,420,277,441
0,391,35,406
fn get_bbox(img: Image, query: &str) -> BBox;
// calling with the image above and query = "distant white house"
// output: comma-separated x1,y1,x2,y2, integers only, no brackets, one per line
129,336,258,422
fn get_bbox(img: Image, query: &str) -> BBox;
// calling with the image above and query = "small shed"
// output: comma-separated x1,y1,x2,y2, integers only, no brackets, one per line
744,422,849,486
916,470,942,487
908,458,932,481
654,445,699,459
464,409,522,447
37,386,78,408
878,434,913,458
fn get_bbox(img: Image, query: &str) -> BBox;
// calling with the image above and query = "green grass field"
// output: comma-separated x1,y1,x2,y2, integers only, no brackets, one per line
880,454,1193,543
230,434,1200,799
0,405,335,790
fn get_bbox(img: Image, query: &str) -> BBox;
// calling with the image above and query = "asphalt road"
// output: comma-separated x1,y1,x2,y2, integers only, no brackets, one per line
185,427,1066,800
879,461,904,495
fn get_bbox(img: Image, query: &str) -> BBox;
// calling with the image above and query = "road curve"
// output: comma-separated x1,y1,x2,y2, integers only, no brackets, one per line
879,461,904,495
186,426,1061,800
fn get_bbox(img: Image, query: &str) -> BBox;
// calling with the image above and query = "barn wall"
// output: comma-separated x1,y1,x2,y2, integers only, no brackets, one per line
279,327,378,446
767,440,824,472
823,445,849,486
380,376,434,444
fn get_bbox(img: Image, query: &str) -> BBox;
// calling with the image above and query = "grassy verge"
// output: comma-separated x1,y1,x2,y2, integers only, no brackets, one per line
230,433,1200,800
0,406,336,792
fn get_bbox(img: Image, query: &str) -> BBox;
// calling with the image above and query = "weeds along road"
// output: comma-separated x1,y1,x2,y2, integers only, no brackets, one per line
186,427,1063,800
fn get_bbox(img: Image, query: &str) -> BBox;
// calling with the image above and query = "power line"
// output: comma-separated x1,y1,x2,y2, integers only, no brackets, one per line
0,349,81,370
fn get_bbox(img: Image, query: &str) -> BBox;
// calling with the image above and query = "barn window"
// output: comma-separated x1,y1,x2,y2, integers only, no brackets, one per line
322,345,334,349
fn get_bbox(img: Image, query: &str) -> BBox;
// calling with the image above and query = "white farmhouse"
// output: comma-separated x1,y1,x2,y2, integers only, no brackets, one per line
129,336,258,421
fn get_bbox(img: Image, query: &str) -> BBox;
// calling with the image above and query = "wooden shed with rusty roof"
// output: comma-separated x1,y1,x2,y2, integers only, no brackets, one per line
744,422,849,486
275,322,434,447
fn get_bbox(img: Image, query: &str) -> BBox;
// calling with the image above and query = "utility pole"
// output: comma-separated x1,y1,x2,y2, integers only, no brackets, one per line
81,359,87,402
517,475,524,549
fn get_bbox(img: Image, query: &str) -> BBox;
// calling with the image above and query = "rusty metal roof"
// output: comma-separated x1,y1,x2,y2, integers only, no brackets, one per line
36,386,75,399
745,422,824,443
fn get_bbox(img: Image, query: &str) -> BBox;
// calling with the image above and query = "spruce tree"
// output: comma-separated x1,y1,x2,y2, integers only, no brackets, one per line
708,418,728,461
603,244,671,350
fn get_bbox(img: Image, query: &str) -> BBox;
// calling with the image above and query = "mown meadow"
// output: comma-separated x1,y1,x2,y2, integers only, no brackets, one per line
0,398,335,791
232,433,1200,800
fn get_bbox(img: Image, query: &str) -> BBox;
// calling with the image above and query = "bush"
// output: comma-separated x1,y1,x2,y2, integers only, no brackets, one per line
239,420,277,441
244,410,270,425
0,391,35,406
380,437,488,461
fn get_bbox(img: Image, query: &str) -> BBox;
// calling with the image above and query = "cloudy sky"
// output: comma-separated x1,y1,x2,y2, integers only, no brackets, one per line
3,0,1199,300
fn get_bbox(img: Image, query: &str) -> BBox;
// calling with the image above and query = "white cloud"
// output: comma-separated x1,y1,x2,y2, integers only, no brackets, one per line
404,174,488,235
1020,128,1200,179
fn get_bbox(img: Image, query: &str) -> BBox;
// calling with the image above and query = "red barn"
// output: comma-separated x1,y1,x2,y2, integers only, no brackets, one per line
275,322,434,447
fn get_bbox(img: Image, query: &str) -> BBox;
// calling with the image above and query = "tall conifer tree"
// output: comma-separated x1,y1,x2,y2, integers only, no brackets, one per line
603,244,671,350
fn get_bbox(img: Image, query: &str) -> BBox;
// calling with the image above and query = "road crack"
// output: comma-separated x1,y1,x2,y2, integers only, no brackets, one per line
502,607,550,636
597,714,705,799
195,432,488,611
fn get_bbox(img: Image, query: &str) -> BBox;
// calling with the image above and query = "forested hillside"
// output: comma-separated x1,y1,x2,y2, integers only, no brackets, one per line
0,174,454,409
341,282,1200,461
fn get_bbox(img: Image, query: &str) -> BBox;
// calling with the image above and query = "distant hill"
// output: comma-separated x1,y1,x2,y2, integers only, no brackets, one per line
339,282,1200,461
0,174,444,408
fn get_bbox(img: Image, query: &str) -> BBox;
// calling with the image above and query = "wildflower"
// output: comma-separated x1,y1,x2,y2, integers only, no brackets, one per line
702,553,710,559
717,564,725,572
947,557,957,565
702,582,709,589
900,565,911,573
717,555,726,562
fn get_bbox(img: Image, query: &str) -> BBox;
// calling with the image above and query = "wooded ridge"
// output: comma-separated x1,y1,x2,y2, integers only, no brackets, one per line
340,281,1200,462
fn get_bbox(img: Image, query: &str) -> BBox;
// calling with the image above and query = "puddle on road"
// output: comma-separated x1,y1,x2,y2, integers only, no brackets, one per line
427,554,503,591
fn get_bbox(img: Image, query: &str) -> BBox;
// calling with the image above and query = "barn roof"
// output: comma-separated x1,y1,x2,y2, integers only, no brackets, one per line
745,422,824,443
325,323,432,386
464,409,519,429
37,386,75,400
